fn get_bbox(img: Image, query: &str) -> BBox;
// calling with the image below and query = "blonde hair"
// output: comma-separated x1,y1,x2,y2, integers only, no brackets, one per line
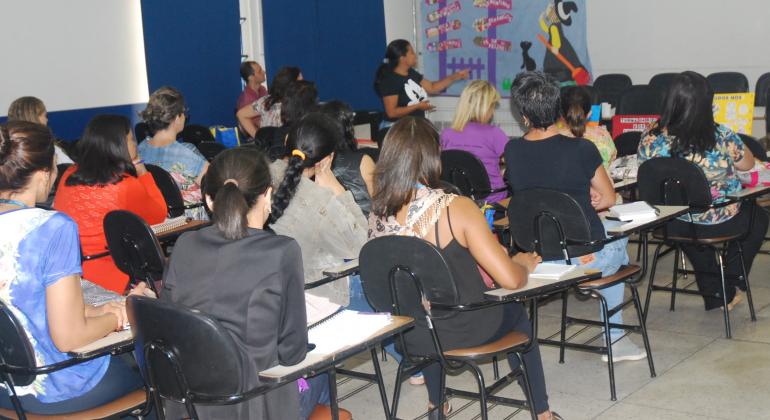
7,96,46,124
450,80,500,131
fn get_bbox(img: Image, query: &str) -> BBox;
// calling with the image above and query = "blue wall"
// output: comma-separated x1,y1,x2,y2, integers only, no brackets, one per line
141,0,243,128
262,0,386,111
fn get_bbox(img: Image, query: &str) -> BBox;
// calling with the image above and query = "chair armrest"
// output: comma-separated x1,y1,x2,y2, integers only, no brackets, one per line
82,250,111,261
429,299,509,312
565,234,628,248
304,272,351,290
182,202,205,210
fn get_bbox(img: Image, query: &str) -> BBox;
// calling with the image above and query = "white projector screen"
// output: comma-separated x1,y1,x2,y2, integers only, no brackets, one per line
0,0,149,113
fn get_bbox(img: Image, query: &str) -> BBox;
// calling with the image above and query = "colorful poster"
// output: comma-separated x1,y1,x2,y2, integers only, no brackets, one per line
421,0,592,97
611,115,659,139
712,93,755,135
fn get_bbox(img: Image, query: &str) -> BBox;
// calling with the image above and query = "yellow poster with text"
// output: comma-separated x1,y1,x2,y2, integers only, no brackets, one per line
712,93,755,135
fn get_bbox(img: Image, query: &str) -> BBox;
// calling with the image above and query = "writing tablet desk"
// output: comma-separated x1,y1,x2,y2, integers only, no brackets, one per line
260,316,414,420
68,329,134,359
726,185,770,200
613,178,637,192
155,219,210,242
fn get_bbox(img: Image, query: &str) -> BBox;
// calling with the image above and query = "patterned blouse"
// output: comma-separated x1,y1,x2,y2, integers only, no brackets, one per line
251,96,283,128
637,124,745,225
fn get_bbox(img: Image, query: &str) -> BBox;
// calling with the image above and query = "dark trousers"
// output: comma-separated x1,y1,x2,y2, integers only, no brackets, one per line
668,203,768,310
423,303,549,415
0,355,147,416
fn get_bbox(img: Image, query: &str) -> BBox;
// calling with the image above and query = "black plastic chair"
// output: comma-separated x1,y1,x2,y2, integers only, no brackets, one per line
359,236,538,420
508,188,653,401
0,301,148,419
440,150,507,202
738,133,768,162
755,72,770,106
648,73,678,93
706,72,749,93
180,124,215,146
352,110,383,143
145,164,204,218
195,142,226,162
593,74,632,107
637,157,758,338
127,296,271,420
616,85,664,116
614,131,642,158
104,210,165,295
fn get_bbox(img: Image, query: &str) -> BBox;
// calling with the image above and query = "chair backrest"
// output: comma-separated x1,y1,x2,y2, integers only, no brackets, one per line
755,72,770,106
195,142,226,162
648,72,678,92
359,236,460,325
359,147,379,163
127,296,247,402
135,122,150,142
706,72,749,93
614,131,642,157
145,164,185,218
593,73,632,106
507,188,595,261
616,85,664,116
352,110,383,142
637,157,712,208
738,134,768,162
103,210,165,290
0,302,37,386
440,149,494,201
180,124,215,146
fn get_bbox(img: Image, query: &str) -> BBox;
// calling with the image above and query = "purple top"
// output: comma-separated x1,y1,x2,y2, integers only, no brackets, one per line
440,122,509,202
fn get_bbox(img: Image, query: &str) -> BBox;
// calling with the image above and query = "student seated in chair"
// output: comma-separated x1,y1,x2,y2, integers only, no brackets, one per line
637,71,769,311
237,66,303,137
0,121,154,415
368,117,561,420
505,71,645,363
160,148,331,419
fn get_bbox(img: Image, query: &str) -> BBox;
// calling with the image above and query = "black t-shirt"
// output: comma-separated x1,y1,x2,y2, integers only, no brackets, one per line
504,134,605,242
379,68,427,121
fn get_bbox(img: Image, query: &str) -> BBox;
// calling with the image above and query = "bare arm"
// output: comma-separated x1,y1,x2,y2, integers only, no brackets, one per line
196,161,210,186
420,69,469,95
734,147,755,171
590,165,616,211
236,105,260,137
382,95,433,120
359,154,376,196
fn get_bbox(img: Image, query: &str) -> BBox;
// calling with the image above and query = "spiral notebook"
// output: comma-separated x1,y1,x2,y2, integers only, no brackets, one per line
150,216,189,235
308,310,391,355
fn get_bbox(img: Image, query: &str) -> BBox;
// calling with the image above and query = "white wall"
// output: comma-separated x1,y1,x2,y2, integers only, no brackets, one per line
0,1,149,113
385,0,770,136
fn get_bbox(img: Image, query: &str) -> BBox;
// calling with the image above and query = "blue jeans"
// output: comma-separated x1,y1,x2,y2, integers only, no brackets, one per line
299,374,330,419
347,275,403,363
551,219,630,340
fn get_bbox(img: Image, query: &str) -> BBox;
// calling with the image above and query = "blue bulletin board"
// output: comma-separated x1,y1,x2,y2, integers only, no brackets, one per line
420,0,592,96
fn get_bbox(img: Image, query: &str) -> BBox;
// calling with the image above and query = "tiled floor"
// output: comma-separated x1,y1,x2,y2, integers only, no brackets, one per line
333,241,770,419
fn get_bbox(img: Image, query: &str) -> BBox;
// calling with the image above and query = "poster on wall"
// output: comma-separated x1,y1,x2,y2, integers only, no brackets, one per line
420,0,592,97
712,93,755,135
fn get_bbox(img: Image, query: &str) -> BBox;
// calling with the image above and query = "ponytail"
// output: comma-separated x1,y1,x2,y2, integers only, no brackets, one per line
560,86,592,138
565,103,587,138
212,182,249,240
373,39,412,96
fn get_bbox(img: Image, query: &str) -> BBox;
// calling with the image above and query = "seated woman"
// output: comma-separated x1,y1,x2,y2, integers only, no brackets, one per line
55,115,167,294
138,86,209,219
504,71,645,362
7,96,73,164
440,80,509,203
638,71,769,311
558,86,617,172
237,66,303,138
0,121,152,415
269,113,368,307
369,117,558,419
160,148,329,419
264,80,319,160
318,100,375,216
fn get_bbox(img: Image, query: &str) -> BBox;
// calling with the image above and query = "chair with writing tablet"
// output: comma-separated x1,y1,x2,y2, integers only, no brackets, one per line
360,235,538,420
440,149,508,203
706,71,749,94
616,85,664,116
613,131,642,158
648,73,678,93
195,141,226,162
180,124,215,147
0,301,149,420
104,210,165,295
755,72,770,107
637,157,758,338
593,73,632,108
145,164,205,218
507,188,651,401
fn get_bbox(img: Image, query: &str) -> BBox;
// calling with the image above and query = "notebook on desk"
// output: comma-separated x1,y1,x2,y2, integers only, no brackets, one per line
308,310,391,356
151,216,189,235
530,263,578,280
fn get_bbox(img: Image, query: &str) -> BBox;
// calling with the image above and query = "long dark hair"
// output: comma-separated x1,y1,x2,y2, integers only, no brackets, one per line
373,39,411,96
203,148,271,240
371,117,441,218
653,71,717,156
281,80,318,126
265,66,302,110
317,100,356,152
66,115,136,186
560,86,592,137
0,121,55,193
271,113,338,219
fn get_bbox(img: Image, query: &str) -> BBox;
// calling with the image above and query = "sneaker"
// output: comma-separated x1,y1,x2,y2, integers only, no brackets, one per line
601,337,647,363
409,372,425,385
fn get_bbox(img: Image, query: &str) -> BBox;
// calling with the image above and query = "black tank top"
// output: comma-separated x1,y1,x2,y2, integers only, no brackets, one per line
332,151,371,216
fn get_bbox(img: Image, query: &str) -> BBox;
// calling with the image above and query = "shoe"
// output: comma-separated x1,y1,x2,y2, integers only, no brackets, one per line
409,372,425,385
601,337,647,363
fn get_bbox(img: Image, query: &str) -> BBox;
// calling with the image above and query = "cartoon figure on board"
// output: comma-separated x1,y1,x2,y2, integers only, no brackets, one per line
520,41,536,71
538,0,590,85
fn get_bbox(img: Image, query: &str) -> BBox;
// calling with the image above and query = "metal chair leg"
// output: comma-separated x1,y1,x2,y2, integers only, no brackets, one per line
391,362,405,418
492,356,500,380
715,248,732,339
680,247,689,280
468,362,489,420
559,291,568,363
632,286,656,378
370,348,391,419
598,293,617,401
643,242,665,322
670,246,680,311
735,241,757,321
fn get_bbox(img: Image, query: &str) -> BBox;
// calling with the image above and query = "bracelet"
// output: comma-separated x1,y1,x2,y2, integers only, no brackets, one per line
132,159,144,166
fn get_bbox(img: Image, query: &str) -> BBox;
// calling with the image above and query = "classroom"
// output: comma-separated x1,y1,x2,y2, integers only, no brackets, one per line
1,1,769,419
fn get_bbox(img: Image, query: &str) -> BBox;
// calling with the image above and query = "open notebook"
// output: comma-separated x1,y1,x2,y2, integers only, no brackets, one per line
150,216,189,235
308,310,391,355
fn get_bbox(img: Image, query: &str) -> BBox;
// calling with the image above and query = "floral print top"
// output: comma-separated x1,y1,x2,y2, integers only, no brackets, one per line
0,208,109,402
637,124,745,224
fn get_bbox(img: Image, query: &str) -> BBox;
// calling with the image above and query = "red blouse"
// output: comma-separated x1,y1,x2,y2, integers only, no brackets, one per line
54,166,167,293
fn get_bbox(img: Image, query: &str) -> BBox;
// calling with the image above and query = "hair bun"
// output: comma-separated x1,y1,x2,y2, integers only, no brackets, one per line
0,126,15,161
